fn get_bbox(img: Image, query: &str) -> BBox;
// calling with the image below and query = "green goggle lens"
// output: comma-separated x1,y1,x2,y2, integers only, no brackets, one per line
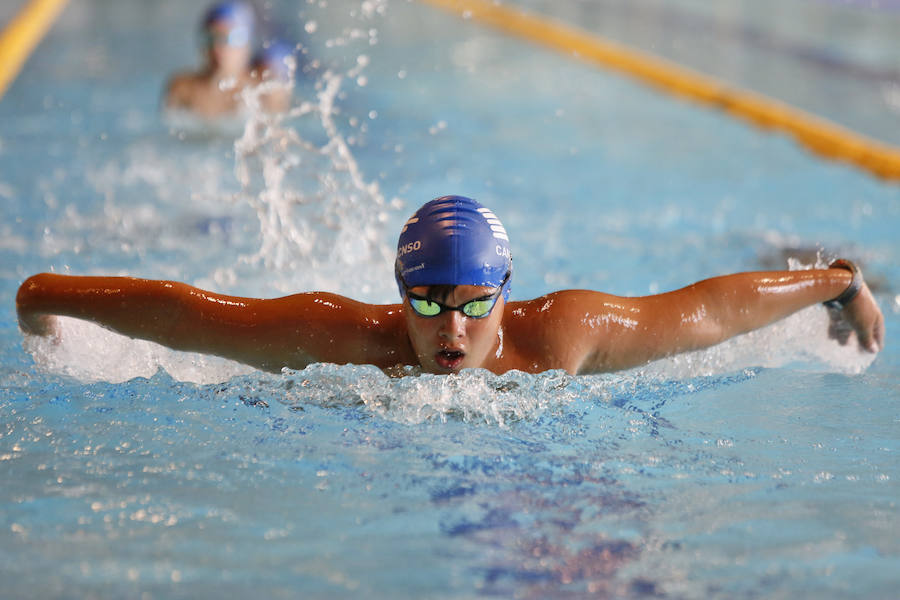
409,298,442,317
461,299,494,318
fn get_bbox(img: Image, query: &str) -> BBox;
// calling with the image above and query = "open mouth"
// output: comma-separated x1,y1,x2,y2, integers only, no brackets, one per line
435,349,465,370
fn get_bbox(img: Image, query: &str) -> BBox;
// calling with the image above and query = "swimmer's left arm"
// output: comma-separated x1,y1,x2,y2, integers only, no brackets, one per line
15,273,412,373
569,268,884,374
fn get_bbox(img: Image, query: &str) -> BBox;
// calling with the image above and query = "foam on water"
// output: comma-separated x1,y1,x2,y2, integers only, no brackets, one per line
275,364,581,426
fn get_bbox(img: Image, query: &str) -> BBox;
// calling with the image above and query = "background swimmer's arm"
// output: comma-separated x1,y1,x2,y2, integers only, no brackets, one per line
571,269,884,374
16,273,411,373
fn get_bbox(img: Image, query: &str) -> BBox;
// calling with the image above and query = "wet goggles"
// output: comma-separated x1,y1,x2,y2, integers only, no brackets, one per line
399,271,510,319
203,26,250,48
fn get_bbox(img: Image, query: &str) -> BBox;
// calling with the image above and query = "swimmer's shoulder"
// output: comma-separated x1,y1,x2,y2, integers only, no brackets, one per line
502,291,591,347
498,292,596,373
164,71,206,107
503,289,626,345
502,290,628,374
504,290,613,322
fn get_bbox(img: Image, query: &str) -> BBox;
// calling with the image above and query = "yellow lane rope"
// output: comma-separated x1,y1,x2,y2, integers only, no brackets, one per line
421,0,900,182
0,0,69,99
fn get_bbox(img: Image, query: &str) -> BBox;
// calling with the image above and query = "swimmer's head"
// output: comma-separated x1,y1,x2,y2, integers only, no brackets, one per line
201,1,255,49
252,40,295,82
395,196,512,303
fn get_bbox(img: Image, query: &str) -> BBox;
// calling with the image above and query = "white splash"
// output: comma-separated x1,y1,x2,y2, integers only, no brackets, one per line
275,364,581,426
220,68,399,299
24,6,402,383
23,317,253,384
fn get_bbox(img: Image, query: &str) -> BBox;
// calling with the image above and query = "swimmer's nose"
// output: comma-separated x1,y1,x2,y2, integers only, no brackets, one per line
438,310,465,340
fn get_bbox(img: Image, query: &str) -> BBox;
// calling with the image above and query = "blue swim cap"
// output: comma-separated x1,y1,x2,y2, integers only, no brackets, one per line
203,1,256,32
395,196,512,301
252,40,294,81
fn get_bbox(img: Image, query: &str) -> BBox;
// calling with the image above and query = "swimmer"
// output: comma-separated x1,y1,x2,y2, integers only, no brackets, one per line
164,1,257,119
16,196,884,376
250,40,294,113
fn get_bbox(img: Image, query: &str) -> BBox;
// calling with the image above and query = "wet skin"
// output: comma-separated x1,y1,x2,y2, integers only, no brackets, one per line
16,269,885,377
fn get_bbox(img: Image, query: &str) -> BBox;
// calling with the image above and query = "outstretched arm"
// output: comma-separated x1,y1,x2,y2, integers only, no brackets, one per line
556,264,883,374
16,273,413,372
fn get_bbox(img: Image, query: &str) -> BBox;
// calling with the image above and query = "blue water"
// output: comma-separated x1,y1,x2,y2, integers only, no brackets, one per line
1,0,898,598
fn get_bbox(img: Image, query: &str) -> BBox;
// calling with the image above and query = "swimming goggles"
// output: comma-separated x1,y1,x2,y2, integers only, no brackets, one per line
203,27,250,48
399,271,510,319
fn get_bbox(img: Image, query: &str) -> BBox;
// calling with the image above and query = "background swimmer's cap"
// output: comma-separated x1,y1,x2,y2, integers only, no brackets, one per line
202,1,256,32
252,40,294,81
395,195,512,301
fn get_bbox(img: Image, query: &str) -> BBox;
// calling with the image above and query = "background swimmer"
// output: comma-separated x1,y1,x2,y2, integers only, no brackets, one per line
15,196,884,377
164,1,257,118
250,40,294,113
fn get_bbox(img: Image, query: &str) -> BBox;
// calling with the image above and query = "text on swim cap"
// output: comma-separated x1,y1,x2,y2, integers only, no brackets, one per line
496,245,511,259
397,240,422,257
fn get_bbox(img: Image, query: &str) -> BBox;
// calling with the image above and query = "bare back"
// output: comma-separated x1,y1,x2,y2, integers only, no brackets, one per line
164,71,251,119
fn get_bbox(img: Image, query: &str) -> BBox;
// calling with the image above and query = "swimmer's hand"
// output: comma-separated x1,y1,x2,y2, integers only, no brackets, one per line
17,310,61,341
16,276,61,342
827,281,884,353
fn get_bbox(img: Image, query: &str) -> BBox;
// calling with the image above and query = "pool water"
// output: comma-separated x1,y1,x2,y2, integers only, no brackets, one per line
1,0,898,597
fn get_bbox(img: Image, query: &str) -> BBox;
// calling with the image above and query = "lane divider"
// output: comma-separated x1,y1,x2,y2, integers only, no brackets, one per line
0,0,69,99
420,0,900,182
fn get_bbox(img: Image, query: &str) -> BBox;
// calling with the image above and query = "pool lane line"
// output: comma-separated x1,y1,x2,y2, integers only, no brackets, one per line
0,0,69,99
420,0,900,182
586,1,900,85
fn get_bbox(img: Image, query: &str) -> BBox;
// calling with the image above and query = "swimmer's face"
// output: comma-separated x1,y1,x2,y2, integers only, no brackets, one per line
204,21,251,74
403,284,505,375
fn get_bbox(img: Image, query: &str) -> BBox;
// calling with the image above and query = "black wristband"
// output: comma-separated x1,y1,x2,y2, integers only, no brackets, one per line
823,259,863,310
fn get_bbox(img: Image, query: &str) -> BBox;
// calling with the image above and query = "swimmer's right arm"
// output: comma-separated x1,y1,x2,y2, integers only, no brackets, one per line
569,268,884,374
16,273,412,372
